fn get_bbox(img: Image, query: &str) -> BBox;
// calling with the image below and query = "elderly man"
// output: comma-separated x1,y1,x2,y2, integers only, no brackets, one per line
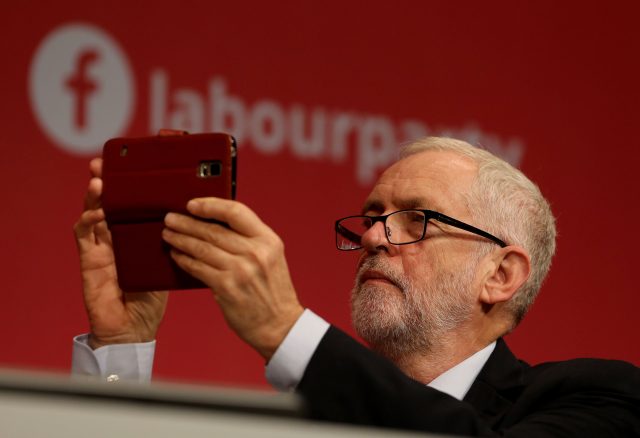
72,137,639,436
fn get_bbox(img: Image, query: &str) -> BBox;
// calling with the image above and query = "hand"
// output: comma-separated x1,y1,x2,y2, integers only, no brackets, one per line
73,158,168,349
162,198,304,360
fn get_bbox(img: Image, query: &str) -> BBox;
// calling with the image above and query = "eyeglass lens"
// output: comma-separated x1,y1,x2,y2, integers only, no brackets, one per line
337,211,427,249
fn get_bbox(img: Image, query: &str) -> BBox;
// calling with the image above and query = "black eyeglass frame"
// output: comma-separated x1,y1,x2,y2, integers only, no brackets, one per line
335,209,507,250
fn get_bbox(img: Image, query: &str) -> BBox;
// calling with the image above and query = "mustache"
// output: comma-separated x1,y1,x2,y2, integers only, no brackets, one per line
356,256,407,292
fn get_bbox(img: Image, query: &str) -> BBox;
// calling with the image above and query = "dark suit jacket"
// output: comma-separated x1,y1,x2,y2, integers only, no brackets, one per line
297,327,640,436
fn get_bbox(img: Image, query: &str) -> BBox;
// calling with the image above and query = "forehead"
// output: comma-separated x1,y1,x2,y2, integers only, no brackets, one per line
363,150,478,215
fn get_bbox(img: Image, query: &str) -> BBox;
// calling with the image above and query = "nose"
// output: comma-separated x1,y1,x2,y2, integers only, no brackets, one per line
360,221,389,253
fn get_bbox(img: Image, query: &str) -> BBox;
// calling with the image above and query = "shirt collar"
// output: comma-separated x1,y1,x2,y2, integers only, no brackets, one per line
427,341,496,400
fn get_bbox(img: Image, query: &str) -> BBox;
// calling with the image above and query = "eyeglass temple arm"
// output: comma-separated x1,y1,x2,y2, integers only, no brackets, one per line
432,212,507,247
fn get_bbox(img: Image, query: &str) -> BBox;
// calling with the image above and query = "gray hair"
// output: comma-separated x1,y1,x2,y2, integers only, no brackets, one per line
400,137,556,326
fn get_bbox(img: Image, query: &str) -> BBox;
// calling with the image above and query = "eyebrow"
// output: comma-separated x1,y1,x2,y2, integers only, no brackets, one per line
361,197,438,215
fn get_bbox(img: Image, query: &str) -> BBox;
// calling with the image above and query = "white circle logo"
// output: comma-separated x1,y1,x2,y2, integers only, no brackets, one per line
29,23,135,154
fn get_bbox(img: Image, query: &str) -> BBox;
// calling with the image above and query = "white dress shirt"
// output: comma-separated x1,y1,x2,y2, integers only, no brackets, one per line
72,334,156,382
72,309,495,400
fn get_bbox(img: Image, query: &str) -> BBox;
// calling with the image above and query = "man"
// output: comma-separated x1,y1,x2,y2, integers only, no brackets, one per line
72,137,640,435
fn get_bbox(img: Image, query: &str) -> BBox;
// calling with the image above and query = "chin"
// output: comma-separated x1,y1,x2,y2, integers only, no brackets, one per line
351,285,406,342
352,282,401,315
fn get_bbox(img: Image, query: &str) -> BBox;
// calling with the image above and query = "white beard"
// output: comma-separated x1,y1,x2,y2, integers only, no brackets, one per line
350,255,476,360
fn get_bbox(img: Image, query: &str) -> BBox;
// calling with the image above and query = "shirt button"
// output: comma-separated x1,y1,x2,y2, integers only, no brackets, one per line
106,374,120,383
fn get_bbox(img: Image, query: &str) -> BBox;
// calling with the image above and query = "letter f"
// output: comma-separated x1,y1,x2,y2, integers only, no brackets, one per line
66,49,99,130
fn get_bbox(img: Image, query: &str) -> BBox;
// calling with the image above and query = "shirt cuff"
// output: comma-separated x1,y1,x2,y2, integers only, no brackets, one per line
265,309,330,391
71,334,156,383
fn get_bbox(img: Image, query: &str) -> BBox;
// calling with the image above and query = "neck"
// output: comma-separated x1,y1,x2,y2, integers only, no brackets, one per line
390,323,500,384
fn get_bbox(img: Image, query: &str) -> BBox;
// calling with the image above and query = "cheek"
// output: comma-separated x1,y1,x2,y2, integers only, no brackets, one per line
399,245,439,284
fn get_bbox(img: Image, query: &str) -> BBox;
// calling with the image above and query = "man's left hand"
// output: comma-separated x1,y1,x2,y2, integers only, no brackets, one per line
162,198,304,360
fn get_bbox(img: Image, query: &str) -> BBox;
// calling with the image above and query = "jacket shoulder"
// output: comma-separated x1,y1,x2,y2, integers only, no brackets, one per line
526,357,640,393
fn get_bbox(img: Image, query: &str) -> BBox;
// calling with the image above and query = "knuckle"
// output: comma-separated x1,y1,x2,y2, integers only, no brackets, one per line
248,245,270,269
227,201,242,218
205,225,221,245
172,251,188,266
270,234,285,252
232,258,250,278
189,260,206,276
218,274,236,293
228,258,259,289
188,238,210,260
251,244,266,260
262,235,284,261
229,200,250,219
178,254,199,274
244,260,261,281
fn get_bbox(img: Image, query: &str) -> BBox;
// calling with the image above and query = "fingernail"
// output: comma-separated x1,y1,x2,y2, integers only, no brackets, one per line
187,199,199,210
165,212,176,225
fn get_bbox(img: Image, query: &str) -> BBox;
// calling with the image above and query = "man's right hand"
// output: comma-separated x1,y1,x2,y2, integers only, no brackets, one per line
73,158,168,350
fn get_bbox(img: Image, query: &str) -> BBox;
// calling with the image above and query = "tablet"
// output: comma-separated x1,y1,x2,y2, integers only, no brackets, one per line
101,132,237,292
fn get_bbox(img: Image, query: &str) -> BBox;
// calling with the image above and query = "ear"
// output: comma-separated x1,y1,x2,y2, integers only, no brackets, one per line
478,246,531,305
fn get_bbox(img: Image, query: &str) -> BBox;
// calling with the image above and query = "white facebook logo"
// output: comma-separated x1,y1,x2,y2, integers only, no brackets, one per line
29,23,135,154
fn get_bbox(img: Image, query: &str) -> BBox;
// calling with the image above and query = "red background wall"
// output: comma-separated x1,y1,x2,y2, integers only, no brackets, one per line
1,1,638,388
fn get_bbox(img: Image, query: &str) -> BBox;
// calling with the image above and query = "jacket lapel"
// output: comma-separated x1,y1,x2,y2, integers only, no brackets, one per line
462,338,529,428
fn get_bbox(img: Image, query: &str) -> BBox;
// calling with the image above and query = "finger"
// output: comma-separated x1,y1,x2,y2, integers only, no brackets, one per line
74,208,106,250
74,208,105,238
169,249,222,289
162,228,234,269
74,208,110,246
89,157,103,178
93,217,112,244
186,198,271,238
84,177,103,210
164,212,251,254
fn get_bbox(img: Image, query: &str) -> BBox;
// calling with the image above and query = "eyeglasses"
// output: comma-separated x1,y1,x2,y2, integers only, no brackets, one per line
335,209,507,251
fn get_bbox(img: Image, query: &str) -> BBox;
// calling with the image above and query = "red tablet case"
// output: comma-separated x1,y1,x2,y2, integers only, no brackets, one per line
101,132,237,292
